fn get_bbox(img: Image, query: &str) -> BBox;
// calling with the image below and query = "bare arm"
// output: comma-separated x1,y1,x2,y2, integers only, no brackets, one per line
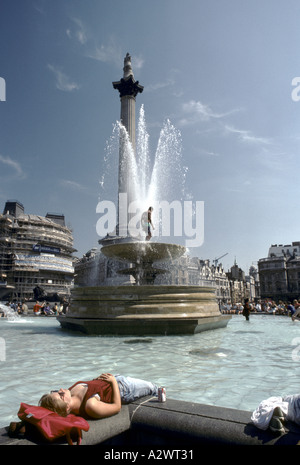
84,373,121,419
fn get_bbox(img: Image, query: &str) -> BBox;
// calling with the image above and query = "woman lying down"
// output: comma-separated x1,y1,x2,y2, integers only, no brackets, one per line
39,373,158,419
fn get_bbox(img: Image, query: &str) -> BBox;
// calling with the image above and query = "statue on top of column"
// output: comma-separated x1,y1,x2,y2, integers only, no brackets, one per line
113,52,144,98
123,53,133,79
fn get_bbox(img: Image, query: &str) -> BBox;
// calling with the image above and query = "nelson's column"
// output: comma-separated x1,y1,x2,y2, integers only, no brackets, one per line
112,53,144,237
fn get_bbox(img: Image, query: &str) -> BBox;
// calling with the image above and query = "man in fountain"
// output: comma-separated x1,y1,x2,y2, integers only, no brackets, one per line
141,206,154,241
39,373,158,419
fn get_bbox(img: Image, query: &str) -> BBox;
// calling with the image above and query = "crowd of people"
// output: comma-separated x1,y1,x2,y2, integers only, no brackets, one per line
0,298,69,317
220,298,300,318
32,300,68,316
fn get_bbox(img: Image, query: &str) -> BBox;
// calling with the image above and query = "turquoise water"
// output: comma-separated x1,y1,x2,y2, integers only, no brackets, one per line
1,313,300,428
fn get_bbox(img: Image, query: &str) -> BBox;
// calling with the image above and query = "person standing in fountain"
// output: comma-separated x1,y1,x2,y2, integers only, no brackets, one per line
141,206,154,241
243,298,251,321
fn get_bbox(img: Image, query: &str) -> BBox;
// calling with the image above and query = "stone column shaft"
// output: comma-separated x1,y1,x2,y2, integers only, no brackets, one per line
113,53,143,236
120,95,136,152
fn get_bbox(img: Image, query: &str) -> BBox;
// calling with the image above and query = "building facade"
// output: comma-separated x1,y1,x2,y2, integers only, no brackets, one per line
225,262,260,304
0,200,75,301
258,242,300,301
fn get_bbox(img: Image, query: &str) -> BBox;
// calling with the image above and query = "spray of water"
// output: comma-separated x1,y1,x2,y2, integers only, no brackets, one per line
0,303,21,321
99,105,188,225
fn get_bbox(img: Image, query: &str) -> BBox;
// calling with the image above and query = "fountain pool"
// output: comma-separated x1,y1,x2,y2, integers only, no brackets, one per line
1,312,300,429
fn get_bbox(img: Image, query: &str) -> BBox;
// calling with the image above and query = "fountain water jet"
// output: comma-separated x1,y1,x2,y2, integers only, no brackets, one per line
57,53,230,335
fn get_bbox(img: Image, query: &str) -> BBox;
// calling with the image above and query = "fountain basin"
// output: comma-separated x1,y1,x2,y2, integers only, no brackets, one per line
100,241,187,285
101,242,187,263
57,285,231,335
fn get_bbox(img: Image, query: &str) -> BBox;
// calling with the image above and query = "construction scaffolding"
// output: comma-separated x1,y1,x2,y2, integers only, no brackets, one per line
0,201,76,301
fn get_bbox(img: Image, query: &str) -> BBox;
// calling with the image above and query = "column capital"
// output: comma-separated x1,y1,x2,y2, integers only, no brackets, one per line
113,76,143,98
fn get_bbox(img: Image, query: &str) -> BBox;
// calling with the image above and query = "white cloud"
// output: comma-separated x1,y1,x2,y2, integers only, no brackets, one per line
0,154,25,179
146,78,175,92
85,40,122,67
60,179,86,191
200,150,220,157
66,18,87,45
65,22,143,74
85,39,144,73
224,124,272,145
47,64,80,92
132,55,144,70
179,100,240,126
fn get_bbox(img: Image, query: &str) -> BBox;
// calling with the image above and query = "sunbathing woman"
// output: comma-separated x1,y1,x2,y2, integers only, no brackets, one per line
39,373,158,419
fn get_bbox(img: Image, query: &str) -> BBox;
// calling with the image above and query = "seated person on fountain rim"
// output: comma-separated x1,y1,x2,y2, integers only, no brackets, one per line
39,373,158,419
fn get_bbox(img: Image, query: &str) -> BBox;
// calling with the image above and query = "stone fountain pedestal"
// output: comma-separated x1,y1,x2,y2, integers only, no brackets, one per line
57,241,231,335
57,284,230,335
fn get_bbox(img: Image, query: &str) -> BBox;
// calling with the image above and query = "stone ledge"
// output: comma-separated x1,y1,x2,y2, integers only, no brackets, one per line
57,315,230,335
1,397,300,446
126,398,300,445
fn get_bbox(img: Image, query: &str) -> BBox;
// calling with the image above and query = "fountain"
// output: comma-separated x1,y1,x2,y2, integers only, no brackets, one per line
0,302,21,321
57,53,230,335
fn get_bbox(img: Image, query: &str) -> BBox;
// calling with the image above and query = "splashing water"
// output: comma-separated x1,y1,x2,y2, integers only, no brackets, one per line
0,303,21,322
147,116,186,206
99,105,188,230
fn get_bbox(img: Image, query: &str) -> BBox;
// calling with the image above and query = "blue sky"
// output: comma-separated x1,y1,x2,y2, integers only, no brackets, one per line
1,0,300,272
